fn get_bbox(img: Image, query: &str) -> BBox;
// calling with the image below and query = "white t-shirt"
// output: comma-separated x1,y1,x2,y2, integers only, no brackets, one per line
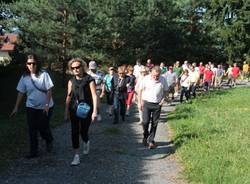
16,71,54,109
88,70,104,90
180,74,191,88
133,64,143,78
139,74,168,103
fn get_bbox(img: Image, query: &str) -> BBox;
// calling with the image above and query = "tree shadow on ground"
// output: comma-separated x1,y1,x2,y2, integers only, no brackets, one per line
0,103,177,184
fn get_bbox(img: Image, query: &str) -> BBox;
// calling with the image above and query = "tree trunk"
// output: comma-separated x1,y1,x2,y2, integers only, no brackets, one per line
61,8,68,87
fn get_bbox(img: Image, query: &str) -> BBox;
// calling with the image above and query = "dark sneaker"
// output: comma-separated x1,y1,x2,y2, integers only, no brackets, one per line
148,142,156,149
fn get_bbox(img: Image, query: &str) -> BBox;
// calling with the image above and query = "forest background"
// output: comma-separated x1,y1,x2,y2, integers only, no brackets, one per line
0,0,250,84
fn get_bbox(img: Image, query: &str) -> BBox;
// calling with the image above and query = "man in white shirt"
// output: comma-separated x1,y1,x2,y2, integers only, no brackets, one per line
133,59,143,79
138,66,168,149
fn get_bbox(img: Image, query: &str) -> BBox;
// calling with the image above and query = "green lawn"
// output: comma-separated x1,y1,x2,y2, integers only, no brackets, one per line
0,66,66,170
169,87,250,184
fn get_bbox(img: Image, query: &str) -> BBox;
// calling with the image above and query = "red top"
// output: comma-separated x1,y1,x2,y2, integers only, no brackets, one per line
199,66,205,74
204,70,214,81
232,67,240,77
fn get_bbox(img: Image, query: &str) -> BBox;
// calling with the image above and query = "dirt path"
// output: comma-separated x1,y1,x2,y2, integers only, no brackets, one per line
2,80,249,184
0,102,183,184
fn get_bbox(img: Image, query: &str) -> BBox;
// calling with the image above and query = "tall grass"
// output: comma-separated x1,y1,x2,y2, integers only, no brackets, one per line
169,88,250,184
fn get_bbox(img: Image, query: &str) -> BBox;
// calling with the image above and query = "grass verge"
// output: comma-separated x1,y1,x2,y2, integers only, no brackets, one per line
169,87,250,184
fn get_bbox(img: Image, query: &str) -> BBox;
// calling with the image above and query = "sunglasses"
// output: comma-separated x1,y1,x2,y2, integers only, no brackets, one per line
26,62,36,66
119,72,125,75
71,65,81,70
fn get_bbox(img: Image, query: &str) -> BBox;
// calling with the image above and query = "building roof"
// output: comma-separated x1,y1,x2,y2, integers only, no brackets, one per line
1,44,15,51
0,33,17,52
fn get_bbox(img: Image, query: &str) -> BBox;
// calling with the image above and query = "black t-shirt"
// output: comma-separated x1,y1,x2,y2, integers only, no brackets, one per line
70,73,95,110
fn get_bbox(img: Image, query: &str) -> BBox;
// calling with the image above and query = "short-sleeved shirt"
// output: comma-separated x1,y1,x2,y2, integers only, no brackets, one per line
127,74,136,92
189,70,200,83
232,67,240,77
88,71,104,91
216,68,224,77
204,70,214,81
160,66,167,74
243,64,249,72
103,74,113,92
199,66,205,74
133,64,143,78
173,66,183,77
163,71,177,86
139,75,168,103
16,71,54,109
70,74,95,110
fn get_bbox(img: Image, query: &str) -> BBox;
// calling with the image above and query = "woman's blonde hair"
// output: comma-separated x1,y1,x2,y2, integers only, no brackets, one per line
118,65,126,74
67,58,87,75
126,65,134,73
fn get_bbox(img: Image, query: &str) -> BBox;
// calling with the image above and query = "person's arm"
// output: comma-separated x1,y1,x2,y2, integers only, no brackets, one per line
44,88,53,115
159,90,167,106
89,81,97,122
64,80,72,122
10,92,24,117
137,88,143,111
100,77,105,98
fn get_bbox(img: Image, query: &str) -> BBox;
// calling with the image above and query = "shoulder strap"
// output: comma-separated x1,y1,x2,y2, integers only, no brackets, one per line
182,75,189,83
71,76,87,103
30,75,47,94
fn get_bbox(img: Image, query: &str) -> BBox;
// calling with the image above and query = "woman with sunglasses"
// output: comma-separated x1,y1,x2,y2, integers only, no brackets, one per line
64,58,97,166
10,54,54,159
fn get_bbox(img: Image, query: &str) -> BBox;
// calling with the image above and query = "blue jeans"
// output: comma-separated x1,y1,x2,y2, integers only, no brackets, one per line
113,94,126,123
180,86,190,103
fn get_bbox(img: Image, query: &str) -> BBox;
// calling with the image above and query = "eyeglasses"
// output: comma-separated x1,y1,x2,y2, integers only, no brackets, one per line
71,65,81,70
119,72,125,75
26,62,36,66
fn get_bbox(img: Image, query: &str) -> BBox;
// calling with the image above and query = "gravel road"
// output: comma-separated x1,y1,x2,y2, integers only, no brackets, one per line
0,102,182,184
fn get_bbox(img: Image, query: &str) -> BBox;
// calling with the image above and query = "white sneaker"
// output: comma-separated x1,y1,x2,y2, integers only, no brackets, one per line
70,154,80,166
97,114,102,121
83,141,90,155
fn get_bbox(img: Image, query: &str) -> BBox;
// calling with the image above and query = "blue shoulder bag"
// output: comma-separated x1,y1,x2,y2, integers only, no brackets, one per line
76,102,91,119
72,77,91,119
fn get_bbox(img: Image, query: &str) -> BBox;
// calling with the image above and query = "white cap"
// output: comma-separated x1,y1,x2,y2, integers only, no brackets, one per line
89,61,97,69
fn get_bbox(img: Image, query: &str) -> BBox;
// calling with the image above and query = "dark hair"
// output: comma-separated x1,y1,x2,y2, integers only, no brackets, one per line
23,54,42,76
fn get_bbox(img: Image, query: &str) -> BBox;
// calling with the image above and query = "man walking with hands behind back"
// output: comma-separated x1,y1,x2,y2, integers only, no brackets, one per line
138,66,168,149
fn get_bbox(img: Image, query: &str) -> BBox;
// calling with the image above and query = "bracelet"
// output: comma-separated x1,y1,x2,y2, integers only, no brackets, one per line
45,104,49,107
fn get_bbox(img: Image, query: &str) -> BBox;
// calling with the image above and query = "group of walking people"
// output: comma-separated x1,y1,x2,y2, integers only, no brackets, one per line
160,60,245,103
10,55,248,166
